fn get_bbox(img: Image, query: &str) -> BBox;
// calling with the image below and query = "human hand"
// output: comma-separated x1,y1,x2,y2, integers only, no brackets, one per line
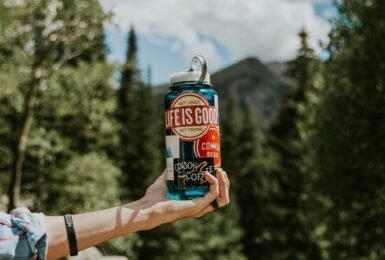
45,169,229,259
140,168,230,230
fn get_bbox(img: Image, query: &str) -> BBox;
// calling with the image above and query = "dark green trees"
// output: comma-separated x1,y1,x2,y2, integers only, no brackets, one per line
113,26,162,259
233,29,320,260
235,105,265,260
2,0,384,258
116,26,159,201
221,96,240,182
116,26,142,200
264,28,320,259
312,0,385,258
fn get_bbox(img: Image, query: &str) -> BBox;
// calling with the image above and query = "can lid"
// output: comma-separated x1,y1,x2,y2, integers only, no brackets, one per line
170,71,211,84
170,55,211,85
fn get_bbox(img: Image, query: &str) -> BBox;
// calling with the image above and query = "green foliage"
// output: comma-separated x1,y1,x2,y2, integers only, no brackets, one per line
0,0,114,209
19,62,118,211
47,153,121,214
234,105,269,259
99,234,142,260
0,0,108,70
259,29,321,259
116,27,156,201
22,127,70,210
1,0,384,259
221,96,240,184
39,61,118,153
113,26,162,259
311,0,385,258
173,210,245,260
138,208,245,260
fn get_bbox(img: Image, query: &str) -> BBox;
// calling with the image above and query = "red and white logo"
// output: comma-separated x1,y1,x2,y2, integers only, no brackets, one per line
165,93,218,141
194,126,221,168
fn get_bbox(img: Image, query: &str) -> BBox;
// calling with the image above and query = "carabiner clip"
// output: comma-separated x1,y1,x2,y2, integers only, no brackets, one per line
188,55,208,84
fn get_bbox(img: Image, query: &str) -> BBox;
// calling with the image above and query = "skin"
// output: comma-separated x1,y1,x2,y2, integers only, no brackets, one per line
45,168,230,260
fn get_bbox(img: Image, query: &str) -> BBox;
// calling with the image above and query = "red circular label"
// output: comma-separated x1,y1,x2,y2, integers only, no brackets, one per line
193,126,221,168
165,92,219,141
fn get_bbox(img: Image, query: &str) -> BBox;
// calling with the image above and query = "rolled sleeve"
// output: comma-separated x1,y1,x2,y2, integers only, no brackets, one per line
0,207,47,260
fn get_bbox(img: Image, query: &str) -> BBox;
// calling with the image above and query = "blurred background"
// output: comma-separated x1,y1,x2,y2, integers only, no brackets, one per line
0,0,384,259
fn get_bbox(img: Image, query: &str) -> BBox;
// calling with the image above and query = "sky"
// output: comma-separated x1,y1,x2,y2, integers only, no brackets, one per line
99,0,336,85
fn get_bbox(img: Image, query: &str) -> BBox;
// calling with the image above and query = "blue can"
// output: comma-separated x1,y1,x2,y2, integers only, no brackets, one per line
165,56,221,200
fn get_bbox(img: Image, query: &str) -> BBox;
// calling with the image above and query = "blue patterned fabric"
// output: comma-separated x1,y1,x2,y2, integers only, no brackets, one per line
0,207,47,259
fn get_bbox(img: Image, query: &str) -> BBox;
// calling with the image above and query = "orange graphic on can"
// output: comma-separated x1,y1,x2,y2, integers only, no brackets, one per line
193,126,221,168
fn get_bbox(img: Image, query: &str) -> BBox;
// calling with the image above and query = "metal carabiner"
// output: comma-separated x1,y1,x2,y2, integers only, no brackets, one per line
188,55,208,84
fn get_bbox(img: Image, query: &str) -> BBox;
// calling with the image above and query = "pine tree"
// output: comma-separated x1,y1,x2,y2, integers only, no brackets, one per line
259,28,320,259
136,86,160,187
233,104,269,260
116,26,144,200
312,0,385,258
114,26,164,258
116,26,160,200
221,96,240,184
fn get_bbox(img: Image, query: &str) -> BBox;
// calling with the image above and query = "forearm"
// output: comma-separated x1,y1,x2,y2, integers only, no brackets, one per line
45,198,150,260
43,169,229,259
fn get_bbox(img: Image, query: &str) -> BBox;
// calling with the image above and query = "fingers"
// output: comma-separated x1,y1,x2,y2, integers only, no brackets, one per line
223,170,230,189
192,172,219,207
217,169,230,205
157,169,229,220
152,172,220,222
195,168,230,218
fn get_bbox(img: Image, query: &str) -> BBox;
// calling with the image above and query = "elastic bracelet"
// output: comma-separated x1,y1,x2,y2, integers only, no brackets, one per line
64,214,78,256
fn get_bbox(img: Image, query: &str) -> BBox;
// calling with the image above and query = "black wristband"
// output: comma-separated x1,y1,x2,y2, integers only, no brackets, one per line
64,214,78,256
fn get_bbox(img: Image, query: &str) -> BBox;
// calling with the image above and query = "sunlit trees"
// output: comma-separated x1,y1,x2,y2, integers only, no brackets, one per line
0,0,112,211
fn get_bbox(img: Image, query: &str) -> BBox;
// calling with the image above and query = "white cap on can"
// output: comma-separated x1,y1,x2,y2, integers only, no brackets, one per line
170,70,211,84
170,55,211,85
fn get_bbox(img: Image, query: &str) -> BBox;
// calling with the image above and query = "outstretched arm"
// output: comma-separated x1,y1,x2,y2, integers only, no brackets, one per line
45,199,149,259
45,169,230,260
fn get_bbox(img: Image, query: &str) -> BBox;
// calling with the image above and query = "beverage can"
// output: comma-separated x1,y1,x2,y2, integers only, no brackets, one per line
165,56,221,200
